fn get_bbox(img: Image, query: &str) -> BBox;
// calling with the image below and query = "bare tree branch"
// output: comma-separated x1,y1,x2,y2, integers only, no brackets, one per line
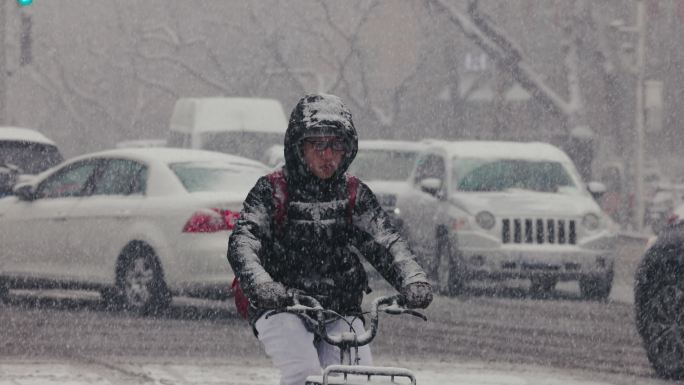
430,0,575,119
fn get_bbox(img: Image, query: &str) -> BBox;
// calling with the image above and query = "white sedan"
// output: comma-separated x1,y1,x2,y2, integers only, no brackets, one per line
0,147,269,314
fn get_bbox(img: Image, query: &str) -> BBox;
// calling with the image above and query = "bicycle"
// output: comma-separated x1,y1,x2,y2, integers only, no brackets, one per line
266,293,427,385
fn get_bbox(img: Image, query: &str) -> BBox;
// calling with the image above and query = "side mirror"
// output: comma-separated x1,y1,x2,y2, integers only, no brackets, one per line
587,181,607,201
14,183,36,201
419,177,442,197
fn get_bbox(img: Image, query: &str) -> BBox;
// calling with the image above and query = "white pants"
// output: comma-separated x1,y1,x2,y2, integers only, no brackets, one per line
255,312,373,385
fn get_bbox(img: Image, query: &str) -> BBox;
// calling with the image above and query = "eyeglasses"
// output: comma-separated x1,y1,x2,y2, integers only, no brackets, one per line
304,139,348,152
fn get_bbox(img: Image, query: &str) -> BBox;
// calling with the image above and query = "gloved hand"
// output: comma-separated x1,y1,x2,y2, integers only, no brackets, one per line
253,281,291,309
400,282,433,309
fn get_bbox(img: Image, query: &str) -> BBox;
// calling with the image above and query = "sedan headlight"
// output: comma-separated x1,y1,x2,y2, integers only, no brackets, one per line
582,213,600,231
475,211,496,230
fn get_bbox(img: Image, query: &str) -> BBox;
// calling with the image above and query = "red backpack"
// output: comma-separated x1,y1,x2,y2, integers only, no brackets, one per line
232,170,359,319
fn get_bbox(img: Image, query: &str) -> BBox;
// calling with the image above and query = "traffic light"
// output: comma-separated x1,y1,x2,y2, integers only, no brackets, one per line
17,0,32,6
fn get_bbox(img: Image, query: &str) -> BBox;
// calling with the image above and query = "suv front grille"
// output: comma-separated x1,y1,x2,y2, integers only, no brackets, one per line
502,218,576,245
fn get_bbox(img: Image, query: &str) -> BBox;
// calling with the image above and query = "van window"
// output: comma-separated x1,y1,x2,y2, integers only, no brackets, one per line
200,131,283,161
167,131,191,148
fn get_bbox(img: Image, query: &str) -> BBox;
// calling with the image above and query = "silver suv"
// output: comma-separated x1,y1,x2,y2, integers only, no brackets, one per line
398,140,618,300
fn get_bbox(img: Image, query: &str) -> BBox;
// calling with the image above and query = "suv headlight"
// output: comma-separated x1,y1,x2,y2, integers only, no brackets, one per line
475,211,496,230
582,213,600,231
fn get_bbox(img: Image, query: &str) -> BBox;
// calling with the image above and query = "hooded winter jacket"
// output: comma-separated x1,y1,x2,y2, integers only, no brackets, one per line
227,94,429,325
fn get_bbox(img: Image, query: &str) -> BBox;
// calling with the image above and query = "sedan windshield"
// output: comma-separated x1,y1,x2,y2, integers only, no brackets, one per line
170,161,266,193
349,150,418,181
453,158,576,193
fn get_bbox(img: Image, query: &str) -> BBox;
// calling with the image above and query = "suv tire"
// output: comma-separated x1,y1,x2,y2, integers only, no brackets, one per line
635,245,684,379
100,287,123,310
579,272,613,301
0,278,8,302
436,227,465,296
530,276,558,297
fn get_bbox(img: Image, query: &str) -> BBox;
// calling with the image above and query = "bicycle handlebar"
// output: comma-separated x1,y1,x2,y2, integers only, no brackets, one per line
273,294,426,347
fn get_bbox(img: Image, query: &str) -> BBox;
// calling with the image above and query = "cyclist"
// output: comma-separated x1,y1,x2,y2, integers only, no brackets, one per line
228,93,433,385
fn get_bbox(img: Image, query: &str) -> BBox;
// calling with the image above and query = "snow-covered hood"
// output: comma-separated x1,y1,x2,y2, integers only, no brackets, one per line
365,180,412,196
365,180,412,208
450,189,602,217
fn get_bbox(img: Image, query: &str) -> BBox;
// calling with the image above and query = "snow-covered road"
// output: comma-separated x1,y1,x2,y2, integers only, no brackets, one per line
0,236,654,384
0,360,669,385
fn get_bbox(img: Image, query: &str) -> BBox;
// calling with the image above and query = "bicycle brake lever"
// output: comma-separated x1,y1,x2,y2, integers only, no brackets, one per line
383,305,405,315
381,304,427,321
404,309,428,321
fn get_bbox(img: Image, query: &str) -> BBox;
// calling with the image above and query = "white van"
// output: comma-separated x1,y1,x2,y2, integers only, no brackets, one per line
167,97,288,161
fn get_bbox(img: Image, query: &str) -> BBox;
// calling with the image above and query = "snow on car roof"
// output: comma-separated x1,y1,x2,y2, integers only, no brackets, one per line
0,126,56,145
115,138,167,149
425,140,573,162
358,140,427,151
75,147,270,169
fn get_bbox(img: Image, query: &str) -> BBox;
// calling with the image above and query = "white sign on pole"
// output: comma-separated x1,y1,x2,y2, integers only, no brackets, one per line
644,80,663,133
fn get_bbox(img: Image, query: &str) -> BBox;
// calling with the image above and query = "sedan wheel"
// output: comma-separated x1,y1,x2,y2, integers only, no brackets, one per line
118,246,170,315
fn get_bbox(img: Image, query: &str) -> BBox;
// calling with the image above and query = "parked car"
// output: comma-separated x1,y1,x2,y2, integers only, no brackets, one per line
398,140,618,299
0,126,63,196
634,202,684,379
0,147,269,314
347,140,426,231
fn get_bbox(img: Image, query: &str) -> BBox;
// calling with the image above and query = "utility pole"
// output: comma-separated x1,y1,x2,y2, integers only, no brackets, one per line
0,0,33,125
634,0,646,232
0,0,6,125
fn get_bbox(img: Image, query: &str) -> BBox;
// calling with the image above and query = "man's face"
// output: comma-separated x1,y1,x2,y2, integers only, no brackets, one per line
301,136,347,179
